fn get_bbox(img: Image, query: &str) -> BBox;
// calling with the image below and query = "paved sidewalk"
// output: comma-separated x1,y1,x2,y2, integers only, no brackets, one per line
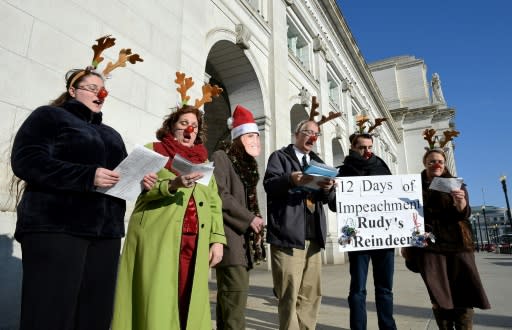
210,252,512,329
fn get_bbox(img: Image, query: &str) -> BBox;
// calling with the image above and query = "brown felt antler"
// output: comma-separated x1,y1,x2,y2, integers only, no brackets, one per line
355,114,370,134
306,96,340,126
91,35,116,68
175,72,194,105
69,35,143,88
368,118,387,133
102,48,143,77
317,111,342,126
439,130,460,148
194,84,223,109
423,128,437,149
308,96,320,121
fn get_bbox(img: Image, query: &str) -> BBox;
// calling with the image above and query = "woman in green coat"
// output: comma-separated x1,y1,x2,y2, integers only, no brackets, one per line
112,79,226,330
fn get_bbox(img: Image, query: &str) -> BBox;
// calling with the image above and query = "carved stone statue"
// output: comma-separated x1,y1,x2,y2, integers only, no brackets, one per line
299,87,311,107
431,73,446,104
235,24,251,50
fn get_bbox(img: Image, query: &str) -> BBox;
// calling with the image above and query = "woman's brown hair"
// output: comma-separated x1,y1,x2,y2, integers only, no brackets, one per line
422,149,453,177
155,105,207,144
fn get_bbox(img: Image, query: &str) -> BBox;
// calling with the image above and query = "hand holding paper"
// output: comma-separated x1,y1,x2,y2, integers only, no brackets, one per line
171,153,214,186
169,172,204,190
96,145,169,200
298,160,337,191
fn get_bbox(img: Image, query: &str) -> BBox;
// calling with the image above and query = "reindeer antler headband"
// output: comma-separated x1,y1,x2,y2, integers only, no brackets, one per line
354,114,387,135
174,71,223,110
69,35,143,87
308,96,341,126
423,128,459,152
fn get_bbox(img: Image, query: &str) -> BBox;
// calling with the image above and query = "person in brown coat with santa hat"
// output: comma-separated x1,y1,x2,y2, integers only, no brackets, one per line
211,104,265,329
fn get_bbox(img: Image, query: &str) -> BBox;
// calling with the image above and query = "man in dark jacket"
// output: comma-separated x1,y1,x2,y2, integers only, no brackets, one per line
264,119,335,330
330,133,397,330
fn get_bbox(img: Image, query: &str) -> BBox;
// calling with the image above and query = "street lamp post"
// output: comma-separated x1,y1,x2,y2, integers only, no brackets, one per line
500,175,512,231
476,212,484,251
471,219,478,251
482,206,491,250
493,224,500,254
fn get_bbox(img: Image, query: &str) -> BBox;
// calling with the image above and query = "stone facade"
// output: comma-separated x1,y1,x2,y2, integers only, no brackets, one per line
369,56,457,176
0,1,462,327
0,1,460,265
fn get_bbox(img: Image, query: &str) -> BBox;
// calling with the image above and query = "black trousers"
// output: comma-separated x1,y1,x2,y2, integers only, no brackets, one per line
19,233,121,330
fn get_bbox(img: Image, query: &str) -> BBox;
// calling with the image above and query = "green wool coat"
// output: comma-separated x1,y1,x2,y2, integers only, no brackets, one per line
111,147,226,330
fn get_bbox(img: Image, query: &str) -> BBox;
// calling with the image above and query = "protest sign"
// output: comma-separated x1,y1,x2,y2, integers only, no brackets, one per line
334,174,424,251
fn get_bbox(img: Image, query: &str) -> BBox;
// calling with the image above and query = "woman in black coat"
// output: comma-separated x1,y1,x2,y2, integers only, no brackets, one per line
417,149,490,329
11,68,155,330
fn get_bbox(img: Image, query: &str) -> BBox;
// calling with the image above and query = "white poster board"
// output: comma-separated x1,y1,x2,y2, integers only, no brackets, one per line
334,174,424,251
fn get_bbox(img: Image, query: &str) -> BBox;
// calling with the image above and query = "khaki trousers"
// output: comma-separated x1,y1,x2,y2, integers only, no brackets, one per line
271,241,322,330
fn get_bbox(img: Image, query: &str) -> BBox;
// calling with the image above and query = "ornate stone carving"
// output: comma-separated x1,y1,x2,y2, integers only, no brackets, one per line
342,78,352,92
325,51,333,63
299,87,311,107
235,24,251,50
313,35,327,54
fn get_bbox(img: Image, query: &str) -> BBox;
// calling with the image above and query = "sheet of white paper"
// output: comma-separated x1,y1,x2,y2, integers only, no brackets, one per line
96,145,169,200
429,177,464,193
172,153,214,186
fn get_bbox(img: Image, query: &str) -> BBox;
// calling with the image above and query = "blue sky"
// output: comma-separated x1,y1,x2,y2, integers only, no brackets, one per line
337,1,512,209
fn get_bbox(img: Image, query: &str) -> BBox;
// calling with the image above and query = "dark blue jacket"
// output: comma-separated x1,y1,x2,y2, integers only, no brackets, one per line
263,144,335,249
11,100,127,241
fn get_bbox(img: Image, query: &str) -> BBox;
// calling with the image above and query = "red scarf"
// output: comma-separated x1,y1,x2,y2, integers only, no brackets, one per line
153,133,208,174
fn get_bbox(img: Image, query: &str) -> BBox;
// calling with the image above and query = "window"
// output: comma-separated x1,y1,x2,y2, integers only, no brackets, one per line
287,18,311,70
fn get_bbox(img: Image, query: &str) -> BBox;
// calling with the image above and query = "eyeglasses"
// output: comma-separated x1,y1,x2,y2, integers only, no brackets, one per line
300,130,322,137
76,84,109,98
427,160,445,166
77,84,103,93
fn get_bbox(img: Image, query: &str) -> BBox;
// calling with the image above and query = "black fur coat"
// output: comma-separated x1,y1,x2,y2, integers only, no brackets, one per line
11,100,127,241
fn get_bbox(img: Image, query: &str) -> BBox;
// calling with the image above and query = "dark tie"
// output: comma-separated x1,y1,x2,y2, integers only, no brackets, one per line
302,154,308,170
301,154,315,213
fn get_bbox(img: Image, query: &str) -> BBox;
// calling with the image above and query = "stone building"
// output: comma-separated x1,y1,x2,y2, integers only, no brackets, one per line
0,0,458,265
369,55,457,176
0,1,462,327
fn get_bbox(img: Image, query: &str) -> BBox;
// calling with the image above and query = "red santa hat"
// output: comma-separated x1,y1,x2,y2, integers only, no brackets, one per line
227,104,259,140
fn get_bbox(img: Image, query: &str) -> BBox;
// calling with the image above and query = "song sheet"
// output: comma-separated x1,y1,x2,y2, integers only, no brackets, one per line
171,153,215,186
96,145,168,200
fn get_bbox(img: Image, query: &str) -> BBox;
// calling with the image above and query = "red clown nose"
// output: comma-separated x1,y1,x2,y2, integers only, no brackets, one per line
364,151,373,159
97,87,108,100
308,136,318,143
432,163,442,170
185,125,195,133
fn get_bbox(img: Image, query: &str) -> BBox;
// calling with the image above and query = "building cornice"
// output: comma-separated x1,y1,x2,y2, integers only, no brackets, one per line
390,105,456,125
316,0,402,143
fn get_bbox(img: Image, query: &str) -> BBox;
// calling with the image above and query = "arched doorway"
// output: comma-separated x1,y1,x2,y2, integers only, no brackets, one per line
290,104,318,152
331,138,345,167
203,40,265,158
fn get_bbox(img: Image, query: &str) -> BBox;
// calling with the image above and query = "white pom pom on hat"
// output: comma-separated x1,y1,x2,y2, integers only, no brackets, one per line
228,104,259,140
